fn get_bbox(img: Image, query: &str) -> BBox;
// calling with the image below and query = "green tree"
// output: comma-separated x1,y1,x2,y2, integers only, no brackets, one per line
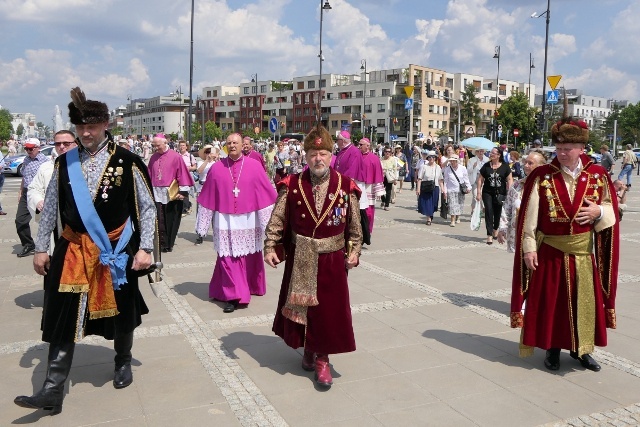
618,102,640,147
0,108,14,140
204,121,223,142
16,123,25,136
110,126,124,136
494,92,537,144
459,83,482,128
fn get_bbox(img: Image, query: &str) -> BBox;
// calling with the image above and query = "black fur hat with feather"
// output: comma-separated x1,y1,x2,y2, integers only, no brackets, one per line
68,87,109,125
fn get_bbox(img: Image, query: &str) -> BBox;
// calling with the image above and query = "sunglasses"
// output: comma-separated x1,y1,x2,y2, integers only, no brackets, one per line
54,141,74,147
25,147,38,151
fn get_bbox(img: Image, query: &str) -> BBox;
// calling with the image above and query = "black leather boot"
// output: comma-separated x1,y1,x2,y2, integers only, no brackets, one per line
113,332,134,389
14,342,75,415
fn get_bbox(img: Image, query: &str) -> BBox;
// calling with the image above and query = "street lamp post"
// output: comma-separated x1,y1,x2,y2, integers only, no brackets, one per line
187,0,195,145
251,73,259,133
493,45,500,142
317,0,332,125
528,53,535,139
175,86,183,138
361,59,367,135
532,0,551,140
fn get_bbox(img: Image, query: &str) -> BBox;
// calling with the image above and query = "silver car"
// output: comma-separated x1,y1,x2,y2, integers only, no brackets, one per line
2,145,55,176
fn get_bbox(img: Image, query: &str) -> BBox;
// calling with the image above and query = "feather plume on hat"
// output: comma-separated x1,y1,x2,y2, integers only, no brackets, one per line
68,86,109,125
551,88,589,145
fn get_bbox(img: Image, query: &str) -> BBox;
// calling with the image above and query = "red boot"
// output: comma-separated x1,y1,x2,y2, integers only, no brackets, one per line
315,354,332,387
302,350,315,371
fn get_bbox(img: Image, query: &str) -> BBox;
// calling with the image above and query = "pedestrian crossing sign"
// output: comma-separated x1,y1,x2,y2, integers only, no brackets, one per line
547,90,559,104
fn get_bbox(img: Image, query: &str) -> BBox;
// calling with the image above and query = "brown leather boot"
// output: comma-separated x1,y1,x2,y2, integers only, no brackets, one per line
315,354,332,387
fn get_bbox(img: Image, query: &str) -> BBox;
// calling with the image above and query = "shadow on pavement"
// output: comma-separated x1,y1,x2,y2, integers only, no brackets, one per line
442,292,511,314
173,281,210,302
14,290,44,310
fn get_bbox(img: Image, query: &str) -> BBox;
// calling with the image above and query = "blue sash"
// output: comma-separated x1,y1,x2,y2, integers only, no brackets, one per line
66,148,133,289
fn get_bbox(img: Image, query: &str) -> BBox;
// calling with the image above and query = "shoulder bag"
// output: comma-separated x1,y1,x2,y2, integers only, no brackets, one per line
450,165,470,194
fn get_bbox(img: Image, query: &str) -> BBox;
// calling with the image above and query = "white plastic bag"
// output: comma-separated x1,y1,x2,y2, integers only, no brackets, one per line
470,203,481,231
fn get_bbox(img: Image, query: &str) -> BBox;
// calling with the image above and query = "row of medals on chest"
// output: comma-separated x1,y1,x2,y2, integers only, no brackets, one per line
540,172,603,219
97,160,124,201
292,187,348,226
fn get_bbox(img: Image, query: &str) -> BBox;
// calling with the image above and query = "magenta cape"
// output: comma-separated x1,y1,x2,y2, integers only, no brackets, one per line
148,149,195,187
197,156,277,214
331,144,364,181
361,152,383,184
244,149,266,170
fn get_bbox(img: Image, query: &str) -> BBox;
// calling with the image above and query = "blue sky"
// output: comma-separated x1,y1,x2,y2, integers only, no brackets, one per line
0,0,638,126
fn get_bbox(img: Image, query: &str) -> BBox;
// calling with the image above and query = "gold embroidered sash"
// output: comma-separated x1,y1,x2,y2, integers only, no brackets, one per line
282,232,345,325
520,231,595,357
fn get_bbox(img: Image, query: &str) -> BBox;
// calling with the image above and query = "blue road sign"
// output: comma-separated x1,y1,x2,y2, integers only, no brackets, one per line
268,117,278,133
404,99,414,110
547,90,559,104
390,134,398,141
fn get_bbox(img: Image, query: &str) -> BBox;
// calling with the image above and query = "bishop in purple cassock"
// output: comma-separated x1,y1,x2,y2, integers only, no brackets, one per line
148,133,194,252
358,138,385,235
196,133,277,313
242,136,266,171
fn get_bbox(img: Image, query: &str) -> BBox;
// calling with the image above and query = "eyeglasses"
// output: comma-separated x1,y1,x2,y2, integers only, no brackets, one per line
54,141,74,147
384,150,391,153
25,147,37,151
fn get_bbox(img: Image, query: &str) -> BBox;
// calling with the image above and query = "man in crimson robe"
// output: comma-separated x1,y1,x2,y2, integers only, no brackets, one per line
511,112,619,372
242,135,266,171
196,133,276,313
148,134,194,252
264,125,363,388
358,137,385,240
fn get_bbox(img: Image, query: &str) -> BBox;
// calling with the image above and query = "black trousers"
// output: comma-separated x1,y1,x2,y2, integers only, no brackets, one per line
481,192,503,236
180,190,192,213
15,189,33,247
156,200,183,250
381,177,394,207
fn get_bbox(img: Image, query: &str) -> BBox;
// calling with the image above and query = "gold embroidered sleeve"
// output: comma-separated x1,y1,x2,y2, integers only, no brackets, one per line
595,178,616,232
264,187,289,254
348,193,363,255
522,176,540,254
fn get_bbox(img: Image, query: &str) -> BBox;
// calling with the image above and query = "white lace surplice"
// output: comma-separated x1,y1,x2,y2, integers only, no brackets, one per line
196,204,274,257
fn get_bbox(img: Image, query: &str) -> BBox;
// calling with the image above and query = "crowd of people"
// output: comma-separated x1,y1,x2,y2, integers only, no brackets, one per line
6,87,624,415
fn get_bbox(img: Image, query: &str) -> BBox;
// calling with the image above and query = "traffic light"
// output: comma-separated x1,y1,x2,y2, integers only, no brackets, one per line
443,89,450,99
535,112,544,130
371,126,377,134
426,83,432,98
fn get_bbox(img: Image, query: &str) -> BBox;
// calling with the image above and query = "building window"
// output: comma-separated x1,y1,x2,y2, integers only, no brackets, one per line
382,89,390,96
331,120,338,128
369,89,375,97
244,87,249,94
261,84,267,93
377,119,385,127
320,79,326,88
377,104,385,112
428,120,434,128
297,82,304,90
356,90,363,98
308,81,315,89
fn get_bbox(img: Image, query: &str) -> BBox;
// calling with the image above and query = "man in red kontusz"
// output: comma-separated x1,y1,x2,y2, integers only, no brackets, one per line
511,111,619,373
264,125,362,388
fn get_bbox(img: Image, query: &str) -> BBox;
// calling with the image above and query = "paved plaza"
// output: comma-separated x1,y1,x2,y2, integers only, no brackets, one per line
2,164,640,426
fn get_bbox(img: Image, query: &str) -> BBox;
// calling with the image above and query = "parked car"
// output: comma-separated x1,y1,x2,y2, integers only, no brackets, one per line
2,145,55,176
633,148,640,161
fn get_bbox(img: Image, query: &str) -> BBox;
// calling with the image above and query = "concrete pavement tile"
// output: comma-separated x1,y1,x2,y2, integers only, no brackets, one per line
224,340,301,370
3,287,44,312
510,376,619,419
371,344,456,373
566,367,640,406
348,285,394,305
413,302,476,320
420,329,509,362
369,307,431,327
447,388,558,427
403,364,502,400
328,351,396,383
323,414,384,426
339,374,437,415
145,403,241,427
269,386,367,426
446,315,511,336
350,312,389,332
374,402,475,427
601,333,640,366
216,326,281,348
461,354,557,388
359,282,428,300
474,330,523,357
354,327,415,352
0,315,43,342
243,362,315,396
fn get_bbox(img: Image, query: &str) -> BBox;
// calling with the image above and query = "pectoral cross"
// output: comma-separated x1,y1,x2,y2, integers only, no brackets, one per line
232,186,240,197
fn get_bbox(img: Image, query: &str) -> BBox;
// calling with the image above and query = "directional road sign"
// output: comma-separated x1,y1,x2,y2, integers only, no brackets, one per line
547,90,559,104
404,99,414,110
269,117,278,133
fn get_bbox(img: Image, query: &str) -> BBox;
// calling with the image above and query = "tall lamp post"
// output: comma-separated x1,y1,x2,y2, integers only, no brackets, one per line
251,73,259,133
360,59,367,134
317,0,332,125
528,53,535,138
493,45,500,142
187,0,195,145
532,0,551,140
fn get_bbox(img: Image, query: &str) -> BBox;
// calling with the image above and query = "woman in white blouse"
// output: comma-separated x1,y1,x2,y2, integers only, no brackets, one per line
443,155,472,227
415,151,443,225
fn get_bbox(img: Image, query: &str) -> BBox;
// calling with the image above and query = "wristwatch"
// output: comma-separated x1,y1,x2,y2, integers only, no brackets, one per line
141,248,153,254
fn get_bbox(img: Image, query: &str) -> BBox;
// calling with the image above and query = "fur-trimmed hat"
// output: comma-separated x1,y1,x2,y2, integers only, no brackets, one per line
303,125,333,152
68,87,109,125
551,118,589,144
551,88,589,145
